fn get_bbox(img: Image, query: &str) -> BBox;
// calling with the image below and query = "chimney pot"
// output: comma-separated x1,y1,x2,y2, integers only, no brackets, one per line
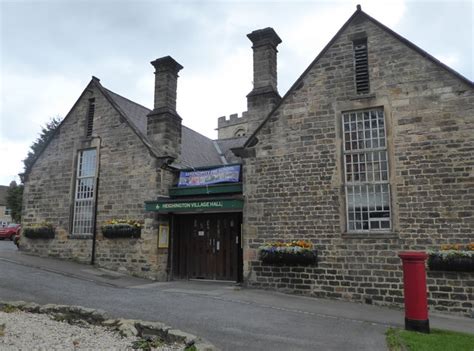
247,27,282,49
147,56,183,159
150,56,183,112
246,27,282,122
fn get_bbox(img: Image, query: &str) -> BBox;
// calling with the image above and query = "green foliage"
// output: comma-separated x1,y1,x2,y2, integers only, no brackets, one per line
131,337,164,350
1,305,18,313
19,117,61,183
23,222,55,239
184,344,197,351
6,181,23,223
386,328,474,351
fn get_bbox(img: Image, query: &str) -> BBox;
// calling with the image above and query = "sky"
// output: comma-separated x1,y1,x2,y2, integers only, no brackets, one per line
0,0,472,185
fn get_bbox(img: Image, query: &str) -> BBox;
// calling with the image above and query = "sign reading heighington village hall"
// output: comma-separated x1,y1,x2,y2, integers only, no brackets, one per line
178,165,240,187
148,199,244,212
158,201,224,210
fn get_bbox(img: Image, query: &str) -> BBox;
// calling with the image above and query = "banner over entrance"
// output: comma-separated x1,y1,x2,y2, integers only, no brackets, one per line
177,165,241,187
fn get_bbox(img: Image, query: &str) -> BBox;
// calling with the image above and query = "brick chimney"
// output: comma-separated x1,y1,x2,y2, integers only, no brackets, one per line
147,56,183,159
246,28,282,119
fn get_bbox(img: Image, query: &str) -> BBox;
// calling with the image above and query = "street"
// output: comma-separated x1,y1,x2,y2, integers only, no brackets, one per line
0,241,472,350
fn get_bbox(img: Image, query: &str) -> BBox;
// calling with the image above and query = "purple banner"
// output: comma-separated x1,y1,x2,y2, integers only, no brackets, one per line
178,165,241,187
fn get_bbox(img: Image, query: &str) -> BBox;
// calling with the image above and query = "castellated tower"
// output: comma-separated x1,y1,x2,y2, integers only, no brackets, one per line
217,28,282,140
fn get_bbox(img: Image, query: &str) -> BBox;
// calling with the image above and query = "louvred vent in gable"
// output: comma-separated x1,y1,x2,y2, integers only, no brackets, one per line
354,39,369,94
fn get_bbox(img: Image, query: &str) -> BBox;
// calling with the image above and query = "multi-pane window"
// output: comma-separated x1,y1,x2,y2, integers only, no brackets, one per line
343,109,391,232
72,149,97,235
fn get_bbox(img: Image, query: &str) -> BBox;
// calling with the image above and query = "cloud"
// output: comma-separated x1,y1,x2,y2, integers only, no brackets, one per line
0,0,471,186
0,71,84,141
435,53,461,69
0,139,29,184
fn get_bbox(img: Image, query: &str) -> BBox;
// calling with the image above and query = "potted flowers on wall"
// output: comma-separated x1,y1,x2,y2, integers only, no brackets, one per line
428,243,474,272
259,240,317,266
23,222,55,239
101,219,142,239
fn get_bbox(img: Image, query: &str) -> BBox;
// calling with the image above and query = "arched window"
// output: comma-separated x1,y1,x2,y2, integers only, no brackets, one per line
234,129,246,137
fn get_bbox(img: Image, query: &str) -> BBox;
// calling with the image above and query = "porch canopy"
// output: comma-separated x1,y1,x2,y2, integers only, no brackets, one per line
145,164,243,214
145,196,243,213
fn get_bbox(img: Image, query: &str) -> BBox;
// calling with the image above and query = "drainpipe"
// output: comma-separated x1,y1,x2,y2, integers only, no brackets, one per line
91,137,102,265
167,214,174,280
91,177,100,265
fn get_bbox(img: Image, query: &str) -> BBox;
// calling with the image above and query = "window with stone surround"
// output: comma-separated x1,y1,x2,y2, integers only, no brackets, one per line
72,149,97,235
342,108,391,232
234,128,246,137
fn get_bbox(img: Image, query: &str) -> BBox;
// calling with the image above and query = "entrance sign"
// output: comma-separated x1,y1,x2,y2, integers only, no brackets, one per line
178,165,240,187
158,225,169,248
145,199,243,213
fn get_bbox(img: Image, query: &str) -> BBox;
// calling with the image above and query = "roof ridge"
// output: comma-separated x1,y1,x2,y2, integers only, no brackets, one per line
242,7,474,149
181,125,215,141
102,87,217,143
102,87,152,112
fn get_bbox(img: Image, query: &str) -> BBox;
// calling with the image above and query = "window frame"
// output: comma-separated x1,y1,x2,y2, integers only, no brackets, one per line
342,108,392,233
71,148,98,236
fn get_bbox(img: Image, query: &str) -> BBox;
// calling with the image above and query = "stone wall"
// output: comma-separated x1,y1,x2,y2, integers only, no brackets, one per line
0,205,12,225
217,113,249,139
242,13,473,316
21,81,172,280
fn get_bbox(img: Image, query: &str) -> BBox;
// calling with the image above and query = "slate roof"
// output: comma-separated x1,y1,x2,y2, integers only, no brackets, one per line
215,137,247,164
0,186,8,206
101,86,239,169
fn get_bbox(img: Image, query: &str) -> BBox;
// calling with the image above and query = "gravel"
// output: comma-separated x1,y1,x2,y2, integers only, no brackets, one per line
0,311,181,350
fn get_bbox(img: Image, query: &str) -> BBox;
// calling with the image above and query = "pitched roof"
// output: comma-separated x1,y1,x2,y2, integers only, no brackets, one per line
0,186,8,206
215,137,247,164
242,6,474,149
24,78,237,179
100,85,226,168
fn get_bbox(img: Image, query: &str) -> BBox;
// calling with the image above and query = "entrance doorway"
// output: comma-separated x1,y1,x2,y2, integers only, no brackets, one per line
173,213,242,282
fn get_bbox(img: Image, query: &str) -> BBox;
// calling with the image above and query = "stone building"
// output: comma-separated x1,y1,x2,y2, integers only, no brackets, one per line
0,185,13,226
20,57,243,280
233,6,473,317
21,6,473,316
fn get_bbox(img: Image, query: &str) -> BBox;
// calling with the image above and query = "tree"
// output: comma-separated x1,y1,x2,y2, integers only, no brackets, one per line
19,117,62,183
6,181,23,223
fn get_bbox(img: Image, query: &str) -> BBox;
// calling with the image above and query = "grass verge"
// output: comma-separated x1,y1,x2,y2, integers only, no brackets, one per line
386,328,474,351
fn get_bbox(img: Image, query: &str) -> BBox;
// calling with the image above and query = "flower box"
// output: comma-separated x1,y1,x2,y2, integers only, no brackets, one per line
259,240,317,266
102,224,141,239
23,224,55,239
101,219,142,239
428,251,474,272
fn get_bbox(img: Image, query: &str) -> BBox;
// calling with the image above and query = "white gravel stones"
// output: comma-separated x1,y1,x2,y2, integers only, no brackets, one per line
0,310,135,350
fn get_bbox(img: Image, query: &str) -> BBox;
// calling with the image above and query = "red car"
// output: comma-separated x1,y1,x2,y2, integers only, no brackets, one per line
0,224,21,240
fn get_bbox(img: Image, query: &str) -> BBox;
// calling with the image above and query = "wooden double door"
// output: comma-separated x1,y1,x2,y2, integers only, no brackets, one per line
173,213,242,282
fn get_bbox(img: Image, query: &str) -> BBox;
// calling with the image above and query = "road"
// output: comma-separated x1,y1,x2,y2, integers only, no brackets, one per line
0,241,471,350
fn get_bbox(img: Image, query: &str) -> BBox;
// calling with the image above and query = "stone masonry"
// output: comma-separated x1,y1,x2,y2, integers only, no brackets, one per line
216,28,282,141
217,113,250,139
21,79,173,280
240,11,473,316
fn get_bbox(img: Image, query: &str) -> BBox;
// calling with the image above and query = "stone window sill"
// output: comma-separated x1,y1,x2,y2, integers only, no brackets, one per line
342,232,399,240
349,93,376,100
68,234,93,240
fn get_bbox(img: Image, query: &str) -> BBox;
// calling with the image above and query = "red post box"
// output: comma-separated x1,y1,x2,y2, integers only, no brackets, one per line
398,251,430,333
